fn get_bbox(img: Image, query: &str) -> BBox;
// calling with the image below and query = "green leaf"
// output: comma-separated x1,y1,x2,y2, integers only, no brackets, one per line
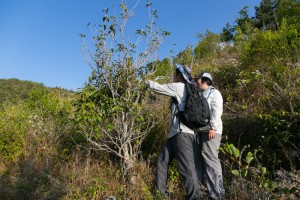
245,152,254,164
102,8,108,14
231,169,240,176
163,31,171,36
120,3,128,13
102,16,108,22
146,3,152,7
106,124,115,131
230,144,239,158
233,148,240,159
241,167,248,177
260,166,267,176
225,143,233,156
109,25,115,35
245,156,253,164
79,34,86,38
112,106,123,111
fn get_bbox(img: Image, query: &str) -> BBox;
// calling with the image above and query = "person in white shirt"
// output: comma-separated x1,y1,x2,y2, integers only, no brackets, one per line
194,72,225,200
146,63,200,200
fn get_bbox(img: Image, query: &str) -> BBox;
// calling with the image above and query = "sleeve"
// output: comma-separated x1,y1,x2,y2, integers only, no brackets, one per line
210,90,223,130
146,80,178,97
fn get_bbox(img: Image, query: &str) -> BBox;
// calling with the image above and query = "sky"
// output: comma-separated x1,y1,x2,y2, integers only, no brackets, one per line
0,0,261,91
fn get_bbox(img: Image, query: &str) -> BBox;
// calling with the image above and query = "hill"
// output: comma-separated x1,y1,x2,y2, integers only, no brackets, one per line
0,78,74,104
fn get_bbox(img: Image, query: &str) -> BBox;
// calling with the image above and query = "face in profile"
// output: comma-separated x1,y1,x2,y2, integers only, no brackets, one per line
195,78,206,90
195,78,201,86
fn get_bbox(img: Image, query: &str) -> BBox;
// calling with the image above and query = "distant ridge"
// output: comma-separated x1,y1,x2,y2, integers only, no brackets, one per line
0,78,74,104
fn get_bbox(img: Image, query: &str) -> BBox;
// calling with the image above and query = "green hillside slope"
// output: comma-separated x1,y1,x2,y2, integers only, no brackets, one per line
0,78,74,103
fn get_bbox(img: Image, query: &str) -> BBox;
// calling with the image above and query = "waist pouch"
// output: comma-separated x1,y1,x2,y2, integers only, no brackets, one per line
195,125,210,133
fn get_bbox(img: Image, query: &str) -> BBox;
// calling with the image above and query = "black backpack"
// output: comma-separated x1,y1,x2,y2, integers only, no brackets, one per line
177,83,212,130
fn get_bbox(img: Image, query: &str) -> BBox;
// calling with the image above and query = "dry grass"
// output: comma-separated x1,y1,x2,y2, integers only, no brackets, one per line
1,148,299,200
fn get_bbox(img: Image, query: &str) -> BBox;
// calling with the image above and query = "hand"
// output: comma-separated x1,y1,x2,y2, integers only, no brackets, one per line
145,79,151,87
208,129,216,139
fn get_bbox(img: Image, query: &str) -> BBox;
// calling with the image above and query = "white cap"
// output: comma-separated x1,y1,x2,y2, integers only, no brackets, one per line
195,72,212,81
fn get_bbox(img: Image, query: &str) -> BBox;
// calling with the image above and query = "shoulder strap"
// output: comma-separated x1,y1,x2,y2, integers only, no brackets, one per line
207,87,215,129
170,98,182,132
206,87,215,99
184,82,193,95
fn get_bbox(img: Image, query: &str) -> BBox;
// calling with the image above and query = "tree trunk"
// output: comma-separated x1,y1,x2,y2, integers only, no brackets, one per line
121,142,135,180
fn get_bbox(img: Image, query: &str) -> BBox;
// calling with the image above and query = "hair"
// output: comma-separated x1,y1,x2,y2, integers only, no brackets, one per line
201,77,213,86
175,68,185,82
175,68,181,75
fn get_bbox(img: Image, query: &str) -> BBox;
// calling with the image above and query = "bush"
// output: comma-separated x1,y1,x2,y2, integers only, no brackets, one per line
0,101,28,161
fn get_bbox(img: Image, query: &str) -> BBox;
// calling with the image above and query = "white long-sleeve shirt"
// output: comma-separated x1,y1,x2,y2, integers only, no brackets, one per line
146,80,194,138
205,88,223,134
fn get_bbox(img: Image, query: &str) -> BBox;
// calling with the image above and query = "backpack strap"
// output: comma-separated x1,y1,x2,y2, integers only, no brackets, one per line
185,82,193,96
177,83,194,132
206,87,215,100
170,97,182,133
206,87,215,129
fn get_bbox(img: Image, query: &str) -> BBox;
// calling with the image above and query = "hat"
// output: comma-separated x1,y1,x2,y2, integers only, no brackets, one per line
194,72,213,81
175,63,194,84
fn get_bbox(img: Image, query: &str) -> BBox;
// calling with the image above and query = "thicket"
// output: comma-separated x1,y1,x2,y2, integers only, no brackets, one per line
0,0,299,199
0,79,45,104
0,78,74,105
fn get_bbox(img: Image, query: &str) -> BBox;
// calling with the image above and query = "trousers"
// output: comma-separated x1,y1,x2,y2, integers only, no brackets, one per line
154,132,200,200
195,133,225,199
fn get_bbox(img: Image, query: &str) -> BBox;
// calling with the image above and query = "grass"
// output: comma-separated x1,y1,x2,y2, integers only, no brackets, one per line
0,150,299,199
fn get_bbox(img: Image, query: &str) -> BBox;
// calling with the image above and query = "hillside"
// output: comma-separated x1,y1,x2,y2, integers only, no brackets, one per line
0,0,299,199
0,78,74,104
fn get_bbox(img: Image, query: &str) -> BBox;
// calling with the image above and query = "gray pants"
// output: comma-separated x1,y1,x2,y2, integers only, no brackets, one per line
154,132,200,200
196,133,225,199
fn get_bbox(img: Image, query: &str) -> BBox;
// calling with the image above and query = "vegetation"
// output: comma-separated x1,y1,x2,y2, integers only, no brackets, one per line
0,78,74,105
74,2,169,179
0,78,45,104
0,0,300,199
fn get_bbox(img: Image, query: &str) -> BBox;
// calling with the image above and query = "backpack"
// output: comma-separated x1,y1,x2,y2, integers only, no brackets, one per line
177,83,212,130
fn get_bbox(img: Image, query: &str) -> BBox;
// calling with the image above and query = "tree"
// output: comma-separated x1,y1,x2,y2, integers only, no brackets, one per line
194,31,221,64
277,0,300,32
254,0,279,30
235,6,256,35
74,1,169,178
220,23,235,42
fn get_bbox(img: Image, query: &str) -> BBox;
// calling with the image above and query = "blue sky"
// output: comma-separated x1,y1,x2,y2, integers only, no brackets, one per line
0,0,261,91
